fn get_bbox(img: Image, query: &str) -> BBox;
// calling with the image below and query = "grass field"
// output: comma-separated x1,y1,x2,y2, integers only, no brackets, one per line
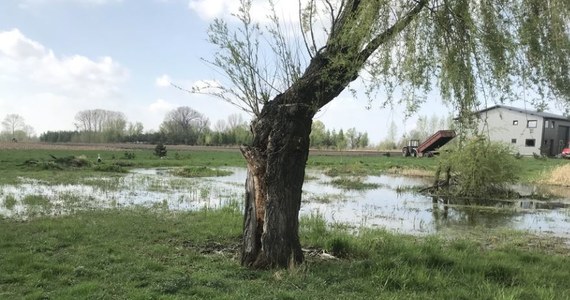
1,207,569,299
1,142,570,298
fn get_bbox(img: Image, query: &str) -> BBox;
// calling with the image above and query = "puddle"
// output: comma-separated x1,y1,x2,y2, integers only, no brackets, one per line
1,167,569,239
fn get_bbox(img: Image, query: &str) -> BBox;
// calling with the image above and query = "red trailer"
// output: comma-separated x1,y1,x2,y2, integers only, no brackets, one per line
402,130,456,157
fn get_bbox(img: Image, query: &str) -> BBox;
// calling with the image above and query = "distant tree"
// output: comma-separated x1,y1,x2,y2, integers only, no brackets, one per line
336,129,347,150
388,122,398,144
226,113,250,145
207,114,251,146
309,120,327,148
74,109,127,142
127,122,144,136
358,133,369,149
214,119,228,132
227,113,245,131
160,106,209,144
345,128,357,149
379,121,398,150
2,114,25,138
1,114,35,141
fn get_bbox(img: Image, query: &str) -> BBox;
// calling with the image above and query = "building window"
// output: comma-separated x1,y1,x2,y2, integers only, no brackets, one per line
527,120,537,128
513,120,518,125
525,139,536,147
511,139,517,144
544,120,555,128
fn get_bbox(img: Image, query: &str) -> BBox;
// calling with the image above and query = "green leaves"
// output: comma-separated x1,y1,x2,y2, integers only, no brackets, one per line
440,135,520,198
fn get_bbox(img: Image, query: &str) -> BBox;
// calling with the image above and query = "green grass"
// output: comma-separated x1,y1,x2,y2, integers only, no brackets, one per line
21,194,51,207
171,166,233,178
3,195,17,210
309,155,437,177
0,148,245,184
1,208,569,299
329,177,381,190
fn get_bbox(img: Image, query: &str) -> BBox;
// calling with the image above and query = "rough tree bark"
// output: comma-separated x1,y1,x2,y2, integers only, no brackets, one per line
239,0,430,269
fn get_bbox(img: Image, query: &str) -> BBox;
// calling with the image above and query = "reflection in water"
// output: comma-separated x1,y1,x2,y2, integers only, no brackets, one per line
0,167,569,239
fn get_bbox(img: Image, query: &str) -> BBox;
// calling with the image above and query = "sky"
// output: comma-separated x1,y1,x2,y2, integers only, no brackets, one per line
0,0,492,144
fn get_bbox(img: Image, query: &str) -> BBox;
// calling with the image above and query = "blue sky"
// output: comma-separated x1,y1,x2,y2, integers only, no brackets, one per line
0,0,457,143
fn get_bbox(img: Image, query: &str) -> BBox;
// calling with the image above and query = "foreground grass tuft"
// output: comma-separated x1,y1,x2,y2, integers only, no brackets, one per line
329,177,381,190
2,208,568,299
171,166,233,178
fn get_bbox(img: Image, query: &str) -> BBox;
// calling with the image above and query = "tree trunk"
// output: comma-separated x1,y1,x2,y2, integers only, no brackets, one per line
238,47,370,268
240,97,314,269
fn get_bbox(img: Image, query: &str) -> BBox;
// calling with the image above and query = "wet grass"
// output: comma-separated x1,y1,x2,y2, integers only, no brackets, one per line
22,194,51,207
171,166,233,178
303,193,346,204
3,195,17,210
0,148,245,185
1,208,569,299
310,155,437,178
329,177,381,190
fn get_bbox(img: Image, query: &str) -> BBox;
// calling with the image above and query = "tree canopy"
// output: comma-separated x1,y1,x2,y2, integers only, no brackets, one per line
201,0,569,121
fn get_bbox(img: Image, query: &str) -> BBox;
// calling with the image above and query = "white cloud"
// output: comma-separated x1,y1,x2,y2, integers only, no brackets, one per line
188,0,300,24
0,28,129,133
155,74,172,87
148,98,174,113
188,0,236,20
0,29,128,99
0,29,46,59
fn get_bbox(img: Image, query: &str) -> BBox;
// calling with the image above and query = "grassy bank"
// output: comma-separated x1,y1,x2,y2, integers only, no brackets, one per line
0,148,245,184
1,208,569,299
3,146,568,185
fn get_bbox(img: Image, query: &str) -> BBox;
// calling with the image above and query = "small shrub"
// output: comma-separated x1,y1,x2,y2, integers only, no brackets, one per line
439,136,520,198
154,143,167,158
123,151,136,159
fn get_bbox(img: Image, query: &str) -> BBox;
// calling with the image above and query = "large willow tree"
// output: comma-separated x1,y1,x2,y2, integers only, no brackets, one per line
196,0,569,268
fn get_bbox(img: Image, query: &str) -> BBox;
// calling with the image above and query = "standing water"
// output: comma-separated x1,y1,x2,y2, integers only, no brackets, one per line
0,167,569,238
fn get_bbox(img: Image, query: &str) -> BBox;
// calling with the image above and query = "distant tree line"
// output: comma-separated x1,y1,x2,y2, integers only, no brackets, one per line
37,107,376,149
309,120,369,150
39,107,252,146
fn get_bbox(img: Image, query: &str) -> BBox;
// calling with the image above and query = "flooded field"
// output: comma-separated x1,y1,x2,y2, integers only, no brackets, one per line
1,167,569,238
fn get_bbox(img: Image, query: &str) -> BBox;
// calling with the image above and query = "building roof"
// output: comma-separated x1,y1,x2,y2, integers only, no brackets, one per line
476,105,570,121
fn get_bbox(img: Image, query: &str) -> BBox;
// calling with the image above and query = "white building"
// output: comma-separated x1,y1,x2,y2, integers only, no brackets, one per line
475,105,570,156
